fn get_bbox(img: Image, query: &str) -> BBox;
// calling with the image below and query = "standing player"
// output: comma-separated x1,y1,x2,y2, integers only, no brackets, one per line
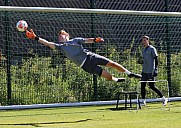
140,36,167,106
26,29,142,82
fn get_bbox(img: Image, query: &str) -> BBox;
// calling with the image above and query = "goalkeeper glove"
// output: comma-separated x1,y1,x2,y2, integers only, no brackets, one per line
26,29,39,40
93,37,104,43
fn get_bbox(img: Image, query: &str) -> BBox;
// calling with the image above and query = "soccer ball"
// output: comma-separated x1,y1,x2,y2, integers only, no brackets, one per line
16,20,28,32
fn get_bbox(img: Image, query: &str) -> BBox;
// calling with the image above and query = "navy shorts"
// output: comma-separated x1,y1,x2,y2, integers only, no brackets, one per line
141,72,155,81
81,54,110,76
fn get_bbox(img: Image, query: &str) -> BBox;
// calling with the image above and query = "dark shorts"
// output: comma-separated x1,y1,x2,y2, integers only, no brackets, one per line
81,54,110,76
141,72,155,81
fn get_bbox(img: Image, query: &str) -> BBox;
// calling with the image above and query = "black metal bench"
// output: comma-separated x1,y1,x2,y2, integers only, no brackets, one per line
116,91,141,110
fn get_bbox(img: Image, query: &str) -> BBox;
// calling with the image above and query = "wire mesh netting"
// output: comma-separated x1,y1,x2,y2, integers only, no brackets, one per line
0,1,180,105
0,11,180,105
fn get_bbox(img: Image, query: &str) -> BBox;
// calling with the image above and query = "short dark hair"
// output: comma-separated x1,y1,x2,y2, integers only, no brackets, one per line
142,35,149,40
142,35,152,44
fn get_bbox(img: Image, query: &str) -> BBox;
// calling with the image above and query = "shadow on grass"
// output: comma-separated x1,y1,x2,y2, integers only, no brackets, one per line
0,119,92,127
95,106,137,111
110,107,126,111
109,107,138,111
0,111,91,118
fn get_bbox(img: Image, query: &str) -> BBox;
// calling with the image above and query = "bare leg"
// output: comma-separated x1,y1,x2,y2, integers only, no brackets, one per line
105,61,142,78
105,61,127,72
101,70,125,82
101,70,112,81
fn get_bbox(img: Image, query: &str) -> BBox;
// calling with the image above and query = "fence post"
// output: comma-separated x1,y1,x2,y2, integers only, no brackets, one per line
165,0,172,96
4,0,12,105
90,0,98,100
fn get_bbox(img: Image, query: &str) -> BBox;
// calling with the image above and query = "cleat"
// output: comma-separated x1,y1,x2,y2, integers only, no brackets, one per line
140,99,146,106
128,73,142,78
117,78,126,82
143,99,146,106
162,97,168,106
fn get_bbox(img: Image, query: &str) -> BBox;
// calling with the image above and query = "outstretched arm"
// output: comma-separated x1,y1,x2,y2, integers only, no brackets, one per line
26,29,56,50
84,37,104,43
38,38,56,50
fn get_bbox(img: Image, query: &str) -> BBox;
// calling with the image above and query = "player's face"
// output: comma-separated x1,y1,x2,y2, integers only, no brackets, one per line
58,30,69,42
142,38,149,47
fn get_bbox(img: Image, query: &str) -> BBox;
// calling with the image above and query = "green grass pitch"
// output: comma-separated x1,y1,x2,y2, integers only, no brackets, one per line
0,101,180,128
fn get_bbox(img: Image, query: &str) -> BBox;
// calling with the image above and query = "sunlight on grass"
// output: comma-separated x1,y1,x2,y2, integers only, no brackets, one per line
0,101,180,128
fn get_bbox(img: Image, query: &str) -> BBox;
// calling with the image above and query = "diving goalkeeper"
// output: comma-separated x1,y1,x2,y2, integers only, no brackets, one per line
26,29,141,82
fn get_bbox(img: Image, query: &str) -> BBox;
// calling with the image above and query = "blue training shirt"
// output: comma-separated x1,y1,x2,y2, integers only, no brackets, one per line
142,45,158,73
54,37,92,67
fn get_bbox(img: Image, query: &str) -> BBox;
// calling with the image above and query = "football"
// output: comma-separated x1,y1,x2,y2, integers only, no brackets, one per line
16,20,28,32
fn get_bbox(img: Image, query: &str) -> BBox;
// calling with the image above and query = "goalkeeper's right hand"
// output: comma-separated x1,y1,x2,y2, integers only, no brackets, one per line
26,29,37,39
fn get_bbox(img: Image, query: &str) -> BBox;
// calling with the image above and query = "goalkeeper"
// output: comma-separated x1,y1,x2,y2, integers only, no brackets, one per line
140,36,167,106
26,29,141,82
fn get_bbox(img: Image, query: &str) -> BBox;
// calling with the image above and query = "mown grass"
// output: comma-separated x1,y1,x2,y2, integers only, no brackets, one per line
0,101,180,128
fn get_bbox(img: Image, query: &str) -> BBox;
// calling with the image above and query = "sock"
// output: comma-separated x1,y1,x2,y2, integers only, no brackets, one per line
112,77,118,82
124,70,131,75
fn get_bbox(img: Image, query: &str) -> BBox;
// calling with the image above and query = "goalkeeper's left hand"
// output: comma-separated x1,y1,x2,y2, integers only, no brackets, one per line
93,37,104,43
